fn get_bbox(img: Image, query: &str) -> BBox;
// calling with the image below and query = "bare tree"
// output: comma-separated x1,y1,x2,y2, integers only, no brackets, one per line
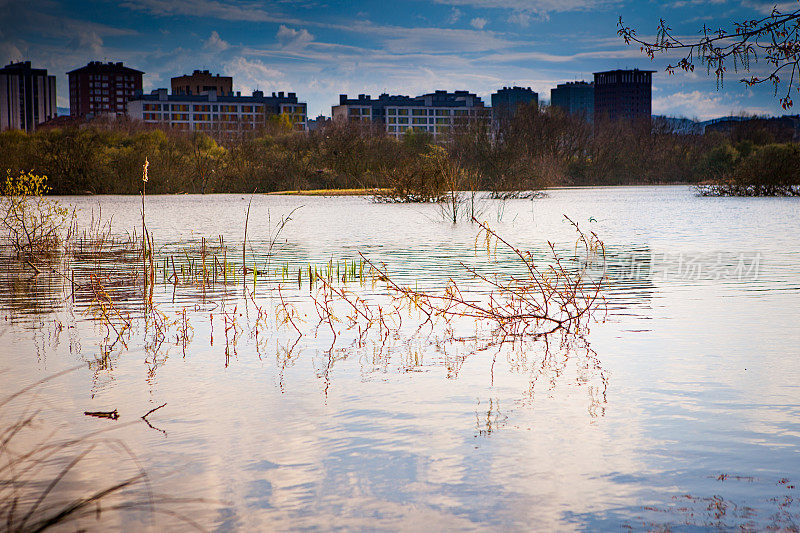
618,6,800,108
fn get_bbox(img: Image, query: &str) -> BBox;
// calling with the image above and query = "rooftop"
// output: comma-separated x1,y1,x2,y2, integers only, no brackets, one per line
68,61,143,75
133,89,301,103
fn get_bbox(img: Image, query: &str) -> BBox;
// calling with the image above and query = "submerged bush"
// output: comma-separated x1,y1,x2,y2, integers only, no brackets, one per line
698,143,800,196
1,170,73,254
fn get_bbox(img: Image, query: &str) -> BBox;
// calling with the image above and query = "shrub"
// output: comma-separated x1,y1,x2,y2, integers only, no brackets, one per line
1,170,74,254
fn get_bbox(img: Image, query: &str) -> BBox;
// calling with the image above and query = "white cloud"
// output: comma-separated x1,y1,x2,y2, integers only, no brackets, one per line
470,17,488,29
508,12,532,26
670,0,727,6
0,42,23,63
447,7,462,24
121,0,317,27
482,46,647,64
433,0,619,14
361,24,520,53
276,25,314,48
651,90,769,120
204,30,230,51
739,0,793,14
77,31,104,55
224,56,284,93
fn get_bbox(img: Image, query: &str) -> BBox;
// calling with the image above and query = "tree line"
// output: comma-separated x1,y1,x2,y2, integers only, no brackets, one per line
1,105,798,196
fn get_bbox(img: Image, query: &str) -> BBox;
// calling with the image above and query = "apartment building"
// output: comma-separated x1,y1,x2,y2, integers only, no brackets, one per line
332,90,487,138
171,70,233,96
128,89,307,133
0,61,57,132
491,86,537,120
593,69,654,122
68,61,143,117
551,81,594,120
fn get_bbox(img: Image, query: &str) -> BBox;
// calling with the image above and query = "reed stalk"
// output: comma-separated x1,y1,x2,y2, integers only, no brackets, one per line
141,158,149,300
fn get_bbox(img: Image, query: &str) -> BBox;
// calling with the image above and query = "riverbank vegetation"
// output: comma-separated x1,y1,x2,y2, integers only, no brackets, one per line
1,105,799,196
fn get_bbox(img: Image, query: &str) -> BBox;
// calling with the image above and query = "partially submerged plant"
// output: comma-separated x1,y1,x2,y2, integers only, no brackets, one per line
1,170,74,256
357,216,605,340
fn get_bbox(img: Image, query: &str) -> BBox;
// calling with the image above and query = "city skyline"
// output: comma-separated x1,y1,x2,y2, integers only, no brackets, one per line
1,0,794,118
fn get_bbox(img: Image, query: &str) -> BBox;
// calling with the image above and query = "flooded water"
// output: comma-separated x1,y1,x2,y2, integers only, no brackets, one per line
1,186,799,531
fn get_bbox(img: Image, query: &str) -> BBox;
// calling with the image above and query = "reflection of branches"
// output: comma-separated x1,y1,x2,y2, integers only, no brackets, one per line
276,336,302,394
634,475,800,530
141,403,167,437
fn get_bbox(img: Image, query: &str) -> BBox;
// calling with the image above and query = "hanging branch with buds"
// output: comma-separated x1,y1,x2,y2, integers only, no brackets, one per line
618,8,800,109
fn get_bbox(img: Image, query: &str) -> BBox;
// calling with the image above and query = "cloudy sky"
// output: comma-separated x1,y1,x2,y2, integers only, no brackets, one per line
1,0,797,118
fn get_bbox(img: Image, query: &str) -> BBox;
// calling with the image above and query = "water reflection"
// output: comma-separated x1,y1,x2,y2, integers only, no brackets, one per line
1,188,798,530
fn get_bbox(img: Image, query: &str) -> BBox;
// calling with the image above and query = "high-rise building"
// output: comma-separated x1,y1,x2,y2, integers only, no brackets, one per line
0,61,57,132
491,86,537,121
68,61,143,118
593,69,654,122
128,89,307,133
171,70,233,96
332,90,487,138
551,81,594,120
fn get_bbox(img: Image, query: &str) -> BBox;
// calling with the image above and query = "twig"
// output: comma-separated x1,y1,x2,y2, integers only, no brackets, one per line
141,403,166,420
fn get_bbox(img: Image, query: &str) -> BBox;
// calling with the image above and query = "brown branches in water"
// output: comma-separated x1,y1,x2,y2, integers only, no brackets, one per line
353,216,605,342
75,213,605,372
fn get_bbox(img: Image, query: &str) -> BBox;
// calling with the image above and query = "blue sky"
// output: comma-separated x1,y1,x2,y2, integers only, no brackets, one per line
1,0,797,118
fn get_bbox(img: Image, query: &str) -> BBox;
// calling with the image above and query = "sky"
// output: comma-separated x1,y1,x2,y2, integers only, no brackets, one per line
1,0,798,118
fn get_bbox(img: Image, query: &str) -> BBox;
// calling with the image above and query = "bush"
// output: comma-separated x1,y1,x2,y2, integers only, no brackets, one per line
698,143,800,196
1,170,74,254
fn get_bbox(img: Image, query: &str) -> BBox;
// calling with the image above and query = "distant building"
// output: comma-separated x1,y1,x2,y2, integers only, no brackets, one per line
593,69,654,122
128,89,307,133
491,86,537,120
0,61,57,132
307,114,330,131
171,70,233,96
332,90,487,138
68,61,143,118
551,81,594,120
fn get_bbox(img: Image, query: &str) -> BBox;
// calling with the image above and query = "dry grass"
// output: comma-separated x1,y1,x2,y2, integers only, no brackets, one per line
267,188,391,196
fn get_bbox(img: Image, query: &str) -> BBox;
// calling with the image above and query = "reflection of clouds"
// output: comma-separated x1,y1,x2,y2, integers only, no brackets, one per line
1,189,798,529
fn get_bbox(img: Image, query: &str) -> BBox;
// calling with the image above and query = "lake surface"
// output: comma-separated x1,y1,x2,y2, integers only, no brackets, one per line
1,186,799,531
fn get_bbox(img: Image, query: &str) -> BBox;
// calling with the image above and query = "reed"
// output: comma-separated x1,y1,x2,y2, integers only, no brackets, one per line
141,158,148,299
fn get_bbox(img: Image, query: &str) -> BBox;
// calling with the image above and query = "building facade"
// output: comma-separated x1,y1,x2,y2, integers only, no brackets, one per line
68,61,143,118
128,89,307,133
171,70,233,96
332,90,487,138
491,86,537,120
0,61,57,132
593,69,654,122
551,81,594,120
